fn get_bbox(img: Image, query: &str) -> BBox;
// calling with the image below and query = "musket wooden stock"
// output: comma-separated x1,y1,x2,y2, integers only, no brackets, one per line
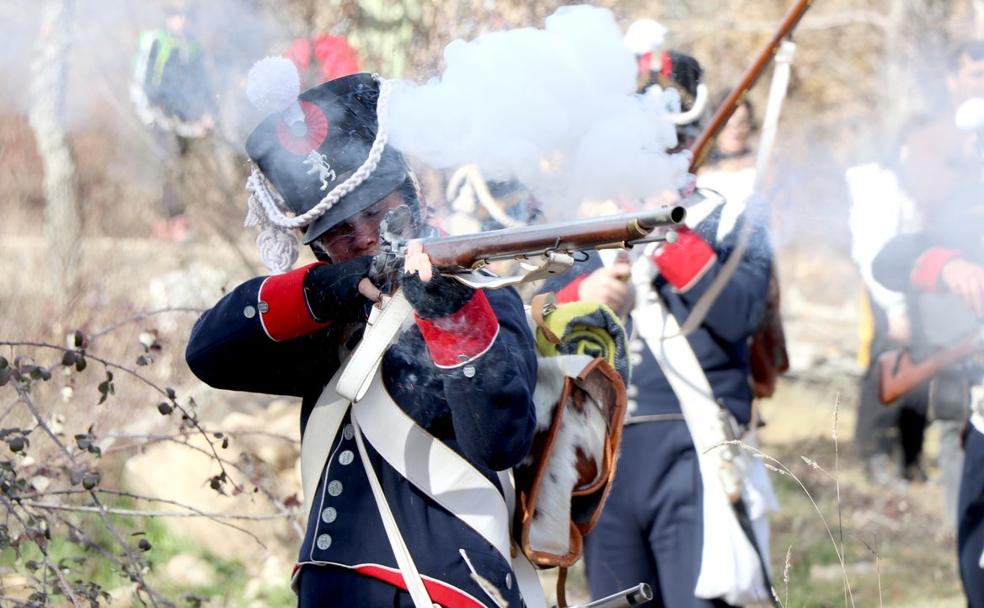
418,206,686,270
878,339,984,404
687,0,814,173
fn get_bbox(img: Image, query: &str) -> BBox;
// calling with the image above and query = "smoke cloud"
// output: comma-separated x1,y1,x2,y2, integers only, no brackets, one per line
386,5,688,215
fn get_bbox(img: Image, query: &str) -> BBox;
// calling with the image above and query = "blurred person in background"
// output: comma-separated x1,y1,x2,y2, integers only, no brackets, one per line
872,128,984,606
185,66,540,607
901,40,984,215
846,132,930,488
697,92,756,207
130,0,217,241
442,164,541,236
697,92,789,402
540,41,777,607
861,39,984,521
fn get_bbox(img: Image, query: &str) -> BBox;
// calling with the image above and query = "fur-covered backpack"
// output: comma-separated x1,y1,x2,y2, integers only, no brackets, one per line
513,294,628,590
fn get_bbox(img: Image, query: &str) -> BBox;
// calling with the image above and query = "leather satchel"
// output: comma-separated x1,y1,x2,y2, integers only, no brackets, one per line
513,356,627,568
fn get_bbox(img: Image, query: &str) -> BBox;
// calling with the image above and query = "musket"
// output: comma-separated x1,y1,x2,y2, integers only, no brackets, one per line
421,207,685,269
688,0,814,172
878,335,984,404
371,206,686,289
565,583,654,608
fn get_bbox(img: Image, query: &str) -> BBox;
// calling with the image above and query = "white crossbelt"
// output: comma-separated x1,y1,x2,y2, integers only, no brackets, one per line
353,414,434,607
631,260,774,605
299,290,545,608
337,291,414,402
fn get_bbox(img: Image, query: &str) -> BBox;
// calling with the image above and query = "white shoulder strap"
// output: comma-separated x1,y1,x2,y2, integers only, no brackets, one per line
353,417,433,608
337,291,414,402
353,371,513,561
302,291,546,608
631,287,769,603
630,293,743,493
304,291,413,513
353,368,547,607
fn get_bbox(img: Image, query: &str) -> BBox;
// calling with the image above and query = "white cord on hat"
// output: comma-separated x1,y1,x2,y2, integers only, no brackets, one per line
243,68,394,272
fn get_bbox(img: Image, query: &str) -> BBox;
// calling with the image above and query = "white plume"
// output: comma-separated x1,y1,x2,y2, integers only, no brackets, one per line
246,56,301,115
955,97,984,132
624,18,667,55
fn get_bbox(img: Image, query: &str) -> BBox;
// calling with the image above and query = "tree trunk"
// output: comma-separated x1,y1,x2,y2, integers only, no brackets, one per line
28,0,80,309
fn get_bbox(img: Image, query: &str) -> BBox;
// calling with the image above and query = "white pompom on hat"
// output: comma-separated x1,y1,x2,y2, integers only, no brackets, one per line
955,97,984,132
246,56,301,115
624,19,667,55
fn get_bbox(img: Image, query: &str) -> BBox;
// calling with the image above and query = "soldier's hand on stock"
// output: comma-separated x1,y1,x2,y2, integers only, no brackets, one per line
304,256,376,321
400,240,475,318
577,263,633,316
940,257,984,317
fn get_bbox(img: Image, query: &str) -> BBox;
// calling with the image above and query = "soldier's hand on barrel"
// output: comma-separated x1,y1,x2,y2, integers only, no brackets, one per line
400,240,475,319
578,263,633,314
404,240,433,282
940,257,984,317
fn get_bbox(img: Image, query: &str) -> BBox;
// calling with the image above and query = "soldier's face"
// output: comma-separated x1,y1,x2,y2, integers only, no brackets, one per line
717,104,752,155
318,191,405,262
165,14,187,35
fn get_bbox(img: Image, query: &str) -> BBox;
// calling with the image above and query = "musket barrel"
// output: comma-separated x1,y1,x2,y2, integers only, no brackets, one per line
687,0,813,172
573,583,654,608
418,206,686,270
637,205,687,231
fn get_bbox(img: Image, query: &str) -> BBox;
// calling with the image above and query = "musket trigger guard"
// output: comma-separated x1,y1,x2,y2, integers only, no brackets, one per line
445,251,575,290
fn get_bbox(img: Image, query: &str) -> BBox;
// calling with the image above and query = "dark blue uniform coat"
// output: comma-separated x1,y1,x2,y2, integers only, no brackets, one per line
186,265,538,608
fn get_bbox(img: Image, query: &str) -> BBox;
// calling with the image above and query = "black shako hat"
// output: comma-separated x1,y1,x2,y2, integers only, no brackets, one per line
634,49,708,134
245,72,409,246
659,51,702,105
638,51,703,110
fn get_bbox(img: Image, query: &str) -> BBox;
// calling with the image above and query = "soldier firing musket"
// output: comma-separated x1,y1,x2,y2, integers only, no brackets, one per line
186,6,692,607
365,204,685,292
871,89,984,606
536,1,815,606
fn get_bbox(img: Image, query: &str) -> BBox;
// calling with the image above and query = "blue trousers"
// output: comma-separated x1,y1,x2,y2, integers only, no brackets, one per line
959,426,984,607
583,420,736,608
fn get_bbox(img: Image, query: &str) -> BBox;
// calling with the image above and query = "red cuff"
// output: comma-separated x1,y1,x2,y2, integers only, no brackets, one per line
415,290,499,368
555,275,588,304
652,227,717,291
911,247,959,292
258,262,332,341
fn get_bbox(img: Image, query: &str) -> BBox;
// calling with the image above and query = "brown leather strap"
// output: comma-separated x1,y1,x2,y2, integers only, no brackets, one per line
556,566,568,608
531,292,561,345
